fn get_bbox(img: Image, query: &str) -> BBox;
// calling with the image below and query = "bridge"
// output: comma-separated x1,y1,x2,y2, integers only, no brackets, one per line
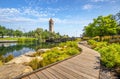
16,44,100,79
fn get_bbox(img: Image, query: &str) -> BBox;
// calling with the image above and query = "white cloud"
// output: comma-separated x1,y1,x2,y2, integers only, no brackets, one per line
22,7,48,17
91,0,105,2
52,18,91,26
91,0,118,2
25,0,58,6
0,7,55,23
82,4,93,10
0,8,20,17
0,7,56,18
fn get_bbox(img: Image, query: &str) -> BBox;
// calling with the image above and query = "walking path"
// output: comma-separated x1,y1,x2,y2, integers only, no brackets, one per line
17,44,100,79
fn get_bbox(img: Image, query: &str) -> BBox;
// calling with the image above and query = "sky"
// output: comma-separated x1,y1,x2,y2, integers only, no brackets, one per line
0,0,120,37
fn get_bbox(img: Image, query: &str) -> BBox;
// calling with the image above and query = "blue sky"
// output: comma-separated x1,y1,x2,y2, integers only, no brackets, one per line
0,0,120,37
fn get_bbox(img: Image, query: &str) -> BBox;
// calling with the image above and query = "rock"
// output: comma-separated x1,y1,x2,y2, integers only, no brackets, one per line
24,52,36,57
23,66,33,73
6,55,34,64
37,49,50,53
0,64,33,79
56,47,62,50
0,49,45,79
6,55,42,64
35,56,43,61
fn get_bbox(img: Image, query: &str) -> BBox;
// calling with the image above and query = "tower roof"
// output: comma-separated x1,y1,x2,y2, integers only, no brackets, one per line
49,18,53,22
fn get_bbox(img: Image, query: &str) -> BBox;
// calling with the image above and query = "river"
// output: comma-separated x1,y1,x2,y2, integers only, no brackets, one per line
0,42,57,57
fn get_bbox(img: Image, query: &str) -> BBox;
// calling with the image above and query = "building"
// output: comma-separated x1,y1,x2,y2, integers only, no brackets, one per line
49,18,54,32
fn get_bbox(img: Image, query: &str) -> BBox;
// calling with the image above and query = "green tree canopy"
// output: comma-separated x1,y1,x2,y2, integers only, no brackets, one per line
83,15,118,41
113,11,120,34
0,25,6,38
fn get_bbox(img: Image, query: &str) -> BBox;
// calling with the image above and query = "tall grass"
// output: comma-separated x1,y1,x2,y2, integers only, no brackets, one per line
0,37,18,40
18,38,37,43
0,54,14,65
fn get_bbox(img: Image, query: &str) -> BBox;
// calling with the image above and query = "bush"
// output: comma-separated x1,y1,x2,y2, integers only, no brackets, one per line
29,58,42,70
0,55,5,62
32,51,42,57
92,41,120,68
41,47,64,66
0,55,14,63
94,42,107,51
88,40,97,45
5,54,14,62
88,40,97,48
18,38,37,43
0,60,3,67
88,39,120,68
59,41,78,48
64,47,79,56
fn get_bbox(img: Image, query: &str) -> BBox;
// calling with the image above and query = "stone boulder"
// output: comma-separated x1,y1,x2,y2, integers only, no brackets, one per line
6,55,43,64
24,51,36,57
0,64,33,79
37,49,50,53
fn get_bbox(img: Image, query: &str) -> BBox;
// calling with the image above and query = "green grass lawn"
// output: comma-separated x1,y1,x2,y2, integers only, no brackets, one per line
0,37,18,41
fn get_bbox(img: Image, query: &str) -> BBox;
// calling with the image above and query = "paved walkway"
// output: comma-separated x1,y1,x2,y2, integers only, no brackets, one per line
18,44,100,79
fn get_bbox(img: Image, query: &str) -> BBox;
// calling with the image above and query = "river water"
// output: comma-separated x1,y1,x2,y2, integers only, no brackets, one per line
0,42,57,57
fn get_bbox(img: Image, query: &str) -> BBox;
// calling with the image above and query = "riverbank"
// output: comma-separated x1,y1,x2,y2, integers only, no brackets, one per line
0,37,37,43
0,41,81,79
0,48,49,79
0,40,17,43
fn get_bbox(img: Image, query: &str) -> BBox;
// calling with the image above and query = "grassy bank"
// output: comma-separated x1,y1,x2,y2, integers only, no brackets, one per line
0,37,37,43
0,37,18,40
28,41,81,70
18,38,37,43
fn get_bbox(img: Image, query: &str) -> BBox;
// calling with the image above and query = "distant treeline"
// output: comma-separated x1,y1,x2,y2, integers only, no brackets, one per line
0,26,69,42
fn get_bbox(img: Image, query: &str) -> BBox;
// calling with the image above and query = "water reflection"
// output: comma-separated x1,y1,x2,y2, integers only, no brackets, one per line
0,42,58,57
0,43,17,47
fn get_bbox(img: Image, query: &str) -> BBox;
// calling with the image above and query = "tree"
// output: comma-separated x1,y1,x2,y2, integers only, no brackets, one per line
6,29,14,37
14,30,23,37
0,25,6,38
84,15,118,41
34,28,43,43
113,11,120,35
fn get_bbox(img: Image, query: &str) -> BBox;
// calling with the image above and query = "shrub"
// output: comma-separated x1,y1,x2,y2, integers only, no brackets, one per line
88,40,97,45
41,47,63,66
97,43,120,68
88,39,120,68
18,38,37,43
29,58,42,70
88,40,97,48
64,47,79,56
0,55,5,62
0,60,3,67
5,54,14,62
94,42,107,51
59,41,78,48
32,51,42,57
